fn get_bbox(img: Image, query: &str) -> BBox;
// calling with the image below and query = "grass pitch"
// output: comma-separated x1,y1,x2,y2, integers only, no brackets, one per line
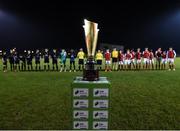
0,58,180,129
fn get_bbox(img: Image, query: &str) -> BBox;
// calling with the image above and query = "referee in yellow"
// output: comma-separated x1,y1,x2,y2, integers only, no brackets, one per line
112,48,118,71
96,49,103,70
77,48,85,71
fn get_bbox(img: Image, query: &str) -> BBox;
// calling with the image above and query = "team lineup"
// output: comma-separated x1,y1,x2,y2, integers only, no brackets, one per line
1,47,176,72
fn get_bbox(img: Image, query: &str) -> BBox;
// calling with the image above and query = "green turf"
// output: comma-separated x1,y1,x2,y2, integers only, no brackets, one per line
0,58,180,129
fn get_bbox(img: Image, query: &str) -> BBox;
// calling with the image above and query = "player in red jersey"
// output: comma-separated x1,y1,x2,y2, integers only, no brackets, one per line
104,49,111,72
149,49,155,69
124,49,132,70
118,50,124,70
136,48,142,70
155,48,162,70
130,49,136,69
143,48,150,69
161,51,167,70
167,47,176,71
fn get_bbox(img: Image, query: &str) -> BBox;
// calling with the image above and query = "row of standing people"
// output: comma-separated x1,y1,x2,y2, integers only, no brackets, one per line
105,47,176,71
1,47,176,72
1,48,76,72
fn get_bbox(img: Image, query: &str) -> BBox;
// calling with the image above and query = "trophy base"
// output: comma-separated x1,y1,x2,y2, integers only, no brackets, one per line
83,69,99,81
83,56,99,81
83,57,99,81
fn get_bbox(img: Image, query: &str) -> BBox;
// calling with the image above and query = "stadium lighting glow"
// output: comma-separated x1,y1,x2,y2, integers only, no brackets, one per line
0,9,19,28
0,10,5,17
0,50,2,53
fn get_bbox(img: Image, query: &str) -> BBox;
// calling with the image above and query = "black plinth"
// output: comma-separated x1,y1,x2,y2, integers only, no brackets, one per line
83,57,99,81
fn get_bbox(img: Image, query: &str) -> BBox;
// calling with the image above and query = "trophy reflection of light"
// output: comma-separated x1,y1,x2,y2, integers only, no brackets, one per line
83,19,100,81
83,19,99,57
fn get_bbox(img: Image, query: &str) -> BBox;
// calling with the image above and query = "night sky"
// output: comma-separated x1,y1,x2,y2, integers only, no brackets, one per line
0,0,180,53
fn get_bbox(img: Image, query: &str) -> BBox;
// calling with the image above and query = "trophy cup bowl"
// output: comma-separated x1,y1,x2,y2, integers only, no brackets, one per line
83,19,99,81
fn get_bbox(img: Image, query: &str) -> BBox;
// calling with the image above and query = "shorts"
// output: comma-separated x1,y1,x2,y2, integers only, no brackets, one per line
27,61,32,65
78,59,84,65
62,59,66,64
15,61,20,64
112,58,118,63
44,58,49,63
161,58,167,64
119,61,124,65
149,59,154,64
9,61,14,64
156,58,161,63
144,58,149,64
35,60,40,64
168,58,174,64
70,61,75,65
52,60,57,64
3,61,7,65
131,59,135,64
105,60,111,65
125,60,131,65
97,60,102,65
136,59,141,64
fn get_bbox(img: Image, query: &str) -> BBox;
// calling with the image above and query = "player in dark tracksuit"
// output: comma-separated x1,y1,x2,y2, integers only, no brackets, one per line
14,51,20,71
19,52,26,71
9,49,15,71
2,51,8,72
155,48,162,70
51,49,58,71
26,50,33,71
35,49,41,71
44,49,50,71
69,49,76,72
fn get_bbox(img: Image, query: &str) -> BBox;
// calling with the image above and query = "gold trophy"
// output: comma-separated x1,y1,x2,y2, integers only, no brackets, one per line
83,19,99,81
